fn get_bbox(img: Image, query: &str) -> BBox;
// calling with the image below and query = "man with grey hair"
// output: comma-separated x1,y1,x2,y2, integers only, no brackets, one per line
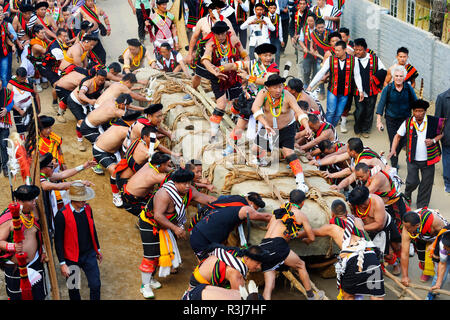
375,65,417,171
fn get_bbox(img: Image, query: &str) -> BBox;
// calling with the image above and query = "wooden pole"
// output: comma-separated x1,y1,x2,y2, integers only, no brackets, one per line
383,270,422,300
31,110,60,300
409,282,450,297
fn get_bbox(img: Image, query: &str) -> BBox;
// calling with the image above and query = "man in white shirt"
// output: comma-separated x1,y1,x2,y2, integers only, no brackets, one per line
151,42,190,76
352,37,386,138
388,100,444,208
306,40,362,127
310,0,341,31
240,3,275,60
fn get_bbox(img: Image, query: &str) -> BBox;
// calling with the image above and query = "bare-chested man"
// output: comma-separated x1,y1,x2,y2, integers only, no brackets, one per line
259,189,321,300
296,113,337,153
59,34,98,71
137,168,217,299
348,186,402,274
123,103,177,157
79,93,134,146
92,109,141,207
33,1,57,40
115,126,158,188
53,64,90,123
184,0,235,93
181,245,266,301
72,0,111,65
251,74,312,192
94,72,149,108
0,185,47,300
312,199,385,300
67,69,107,151
310,137,388,191
400,208,449,286
12,4,34,51
121,38,153,74
201,21,248,142
29,24,49,91
122,151,173,216
354,162,406,233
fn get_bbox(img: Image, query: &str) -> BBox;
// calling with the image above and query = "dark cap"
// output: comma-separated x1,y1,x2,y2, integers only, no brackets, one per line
156,0,169,4
264,74,286,87
211,21,229,34
38,115,55,129
144,103,163,115
254,43,277,55
127,38,142,47
116,93,133,105
34,1,49,10
207,0,226,9
13,185,40,202
82,33,99,42
19,4,34,13
122,110,142,121
81,20,94,31
39,153,53,169
411,99,430,111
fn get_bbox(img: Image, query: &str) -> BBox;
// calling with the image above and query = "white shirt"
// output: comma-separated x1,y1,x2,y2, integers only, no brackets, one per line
353,53,386,97
155,52,183,70
309,56,363,94
240,15,275,47
397,116,428,161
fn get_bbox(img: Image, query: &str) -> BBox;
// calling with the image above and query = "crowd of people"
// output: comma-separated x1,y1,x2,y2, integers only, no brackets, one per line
0,0,449,302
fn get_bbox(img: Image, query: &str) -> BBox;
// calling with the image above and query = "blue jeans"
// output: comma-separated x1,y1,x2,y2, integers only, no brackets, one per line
66,250,101,300
0,127,9,171
431,261,450,289
326,91,349,127
0,53,12,88
442,145,450,192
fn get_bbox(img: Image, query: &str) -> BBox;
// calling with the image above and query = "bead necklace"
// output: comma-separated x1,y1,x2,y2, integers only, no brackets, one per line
20,211,35,229
356,197,371,219
268,91,284,118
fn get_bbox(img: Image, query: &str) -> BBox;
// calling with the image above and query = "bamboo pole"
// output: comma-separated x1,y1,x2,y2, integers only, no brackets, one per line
383,270,421,300
31,110,60,300
409,282,450,297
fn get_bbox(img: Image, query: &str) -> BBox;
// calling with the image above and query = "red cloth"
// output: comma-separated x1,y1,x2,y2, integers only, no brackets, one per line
62,204,99,263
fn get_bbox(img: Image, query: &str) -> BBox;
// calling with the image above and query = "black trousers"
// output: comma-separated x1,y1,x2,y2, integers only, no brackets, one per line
237,24,247,49
136,8,151,41
66,250,101,300
354,95,378,134
280,18,289,53
385,115,407,168
405,160,435,208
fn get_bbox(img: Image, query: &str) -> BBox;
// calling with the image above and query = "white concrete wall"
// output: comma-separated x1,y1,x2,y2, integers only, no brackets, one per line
341,0,450,101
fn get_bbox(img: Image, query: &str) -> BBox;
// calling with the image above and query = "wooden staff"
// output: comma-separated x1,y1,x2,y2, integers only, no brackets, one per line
31,107,60,300
383,269,422,300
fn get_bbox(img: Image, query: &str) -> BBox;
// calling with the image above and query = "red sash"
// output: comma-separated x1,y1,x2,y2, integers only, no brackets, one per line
0,23,8,56
9,79,35,95
311,30,331,52
36,15,52,32
81,4,102,25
